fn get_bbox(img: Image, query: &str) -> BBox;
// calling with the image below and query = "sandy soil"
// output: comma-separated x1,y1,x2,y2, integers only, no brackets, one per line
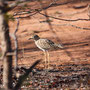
8,0,90,69
0,0,90,89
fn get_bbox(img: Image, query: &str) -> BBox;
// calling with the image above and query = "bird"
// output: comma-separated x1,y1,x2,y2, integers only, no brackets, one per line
29,34,64,69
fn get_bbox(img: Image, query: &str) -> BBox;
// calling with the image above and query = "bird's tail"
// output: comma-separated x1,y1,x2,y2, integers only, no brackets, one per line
54,43,64,49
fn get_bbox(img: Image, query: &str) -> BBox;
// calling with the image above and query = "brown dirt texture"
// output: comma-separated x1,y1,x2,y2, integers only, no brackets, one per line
9,0,90,67
1,0,90,89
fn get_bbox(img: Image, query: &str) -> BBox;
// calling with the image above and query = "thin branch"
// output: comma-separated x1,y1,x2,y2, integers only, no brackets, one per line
11,0,89,22
12,0,74,16
14,12,38,19
37,0,75,10
14,8,90,21
53,23,90,30
13,7,88,19
69,24,90,30
13,11,33,16
13,60,40,90
14,18,19,69
38,11,90,22
14,17,19,34
10,18,19,69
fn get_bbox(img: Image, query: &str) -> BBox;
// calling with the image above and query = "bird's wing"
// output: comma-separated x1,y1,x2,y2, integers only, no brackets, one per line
36,39,54,49
44,39,64,49
45,39,54,45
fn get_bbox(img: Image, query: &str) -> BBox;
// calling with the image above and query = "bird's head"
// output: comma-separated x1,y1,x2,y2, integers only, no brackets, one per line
28,34,40,41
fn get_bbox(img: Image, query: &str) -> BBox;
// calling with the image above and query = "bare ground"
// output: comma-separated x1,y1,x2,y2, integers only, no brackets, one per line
1,0,90,89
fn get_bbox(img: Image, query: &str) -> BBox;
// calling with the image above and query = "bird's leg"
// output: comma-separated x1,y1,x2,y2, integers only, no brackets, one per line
47,51,50,69
44,51,47,69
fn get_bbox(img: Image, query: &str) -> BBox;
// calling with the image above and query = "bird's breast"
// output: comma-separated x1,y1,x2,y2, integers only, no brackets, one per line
35,39,52,51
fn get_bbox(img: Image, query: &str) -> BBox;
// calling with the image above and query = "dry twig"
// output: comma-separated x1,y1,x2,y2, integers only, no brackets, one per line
10,18,19,69
53,23,90,30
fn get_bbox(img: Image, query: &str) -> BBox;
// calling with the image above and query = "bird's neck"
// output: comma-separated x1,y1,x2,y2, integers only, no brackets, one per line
34,37,40,41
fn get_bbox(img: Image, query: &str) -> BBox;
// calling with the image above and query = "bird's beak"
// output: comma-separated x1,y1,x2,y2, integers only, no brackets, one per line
28,37,33,40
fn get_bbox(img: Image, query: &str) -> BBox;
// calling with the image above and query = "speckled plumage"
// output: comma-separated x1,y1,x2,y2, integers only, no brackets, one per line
33,35,63,51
